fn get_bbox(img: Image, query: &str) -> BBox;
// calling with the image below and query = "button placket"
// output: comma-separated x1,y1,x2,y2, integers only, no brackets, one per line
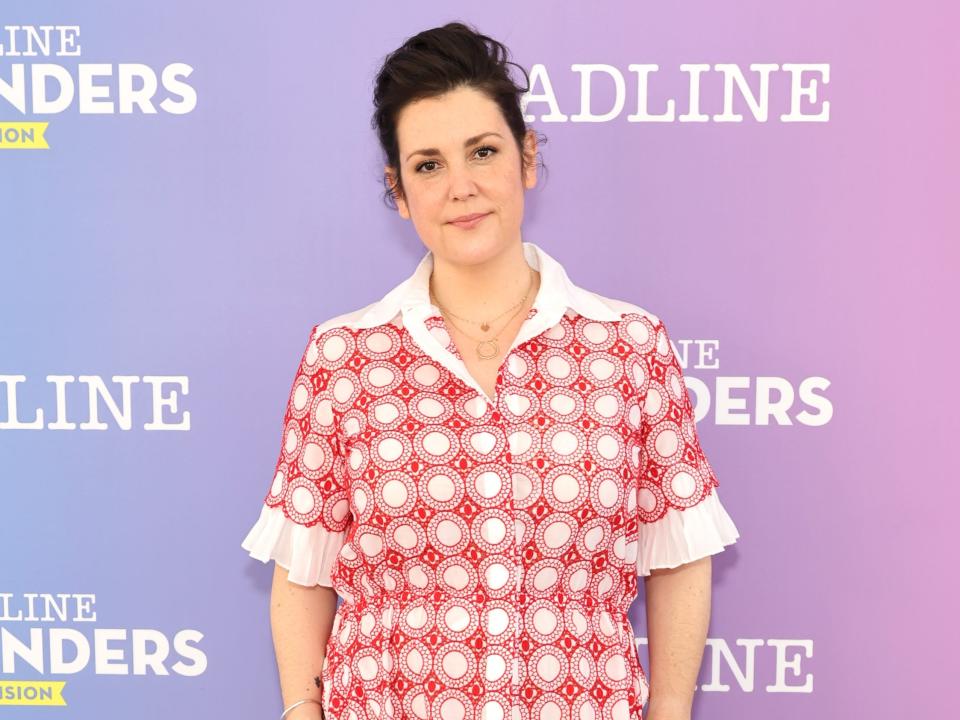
491,358,523,719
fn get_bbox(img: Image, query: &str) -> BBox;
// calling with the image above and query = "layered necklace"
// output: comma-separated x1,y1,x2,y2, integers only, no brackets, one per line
429,265,537,361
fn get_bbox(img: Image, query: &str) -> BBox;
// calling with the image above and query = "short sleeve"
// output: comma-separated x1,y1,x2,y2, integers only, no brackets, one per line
240,324,352,587
631,315,740,576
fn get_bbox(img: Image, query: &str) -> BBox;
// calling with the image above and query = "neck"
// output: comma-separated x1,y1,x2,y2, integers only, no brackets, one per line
429,242,540,320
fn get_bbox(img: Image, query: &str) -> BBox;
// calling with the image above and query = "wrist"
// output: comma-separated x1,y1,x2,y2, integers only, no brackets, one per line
282,699,324,720
645,695,692,720
289,711,323,720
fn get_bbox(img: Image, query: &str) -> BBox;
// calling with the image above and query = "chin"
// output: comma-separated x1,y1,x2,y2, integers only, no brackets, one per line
439,232,510,265
447,238,503,265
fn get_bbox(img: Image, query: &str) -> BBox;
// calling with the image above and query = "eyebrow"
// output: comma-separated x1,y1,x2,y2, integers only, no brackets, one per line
405,132,504,163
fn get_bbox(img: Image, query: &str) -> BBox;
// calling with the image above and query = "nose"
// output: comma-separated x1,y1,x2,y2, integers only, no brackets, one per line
447,161,478,201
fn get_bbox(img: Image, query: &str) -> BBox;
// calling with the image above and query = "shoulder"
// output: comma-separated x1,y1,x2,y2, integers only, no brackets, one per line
570,286,674,361
573,285,664,328
299,299,402,376
309,299,401,342
309,268,411,342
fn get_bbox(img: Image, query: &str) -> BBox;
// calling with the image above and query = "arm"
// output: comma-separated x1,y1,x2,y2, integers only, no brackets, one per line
270,563,339,719
643,555,712,720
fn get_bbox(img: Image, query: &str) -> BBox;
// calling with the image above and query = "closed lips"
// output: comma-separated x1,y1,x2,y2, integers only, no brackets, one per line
449,213,489,223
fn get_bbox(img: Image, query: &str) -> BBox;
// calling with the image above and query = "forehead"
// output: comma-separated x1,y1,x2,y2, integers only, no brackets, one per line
396,86,507,150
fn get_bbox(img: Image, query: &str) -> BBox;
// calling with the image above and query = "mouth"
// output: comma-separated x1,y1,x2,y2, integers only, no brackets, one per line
448,212,491,229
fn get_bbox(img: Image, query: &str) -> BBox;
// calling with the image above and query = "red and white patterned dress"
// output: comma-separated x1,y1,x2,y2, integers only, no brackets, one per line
242,241,740,720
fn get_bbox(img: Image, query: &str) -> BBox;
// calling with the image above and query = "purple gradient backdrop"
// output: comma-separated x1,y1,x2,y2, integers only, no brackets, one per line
1,1,956,718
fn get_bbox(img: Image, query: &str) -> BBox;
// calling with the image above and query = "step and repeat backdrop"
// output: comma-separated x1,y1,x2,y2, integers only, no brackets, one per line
1,2,955,719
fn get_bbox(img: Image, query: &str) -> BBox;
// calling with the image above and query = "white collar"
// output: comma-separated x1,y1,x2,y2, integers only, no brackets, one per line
339,239,623,332
314,239,628,403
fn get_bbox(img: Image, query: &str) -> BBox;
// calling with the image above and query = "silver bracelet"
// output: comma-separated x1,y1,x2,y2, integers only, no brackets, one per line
279,697,322,719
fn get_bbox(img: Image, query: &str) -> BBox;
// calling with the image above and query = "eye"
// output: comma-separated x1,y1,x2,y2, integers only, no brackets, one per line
415,159,439,174
414,145,499,174
475,145,498,160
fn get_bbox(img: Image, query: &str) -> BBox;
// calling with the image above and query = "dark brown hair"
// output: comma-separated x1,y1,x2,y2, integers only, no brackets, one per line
371,21,548,209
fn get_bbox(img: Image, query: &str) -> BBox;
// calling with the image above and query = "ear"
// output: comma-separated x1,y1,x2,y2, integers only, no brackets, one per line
385,166,410,219
522,129,538,190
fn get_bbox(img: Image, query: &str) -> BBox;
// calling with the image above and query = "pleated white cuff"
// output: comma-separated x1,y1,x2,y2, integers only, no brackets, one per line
635,490,740,577
241,504,346,587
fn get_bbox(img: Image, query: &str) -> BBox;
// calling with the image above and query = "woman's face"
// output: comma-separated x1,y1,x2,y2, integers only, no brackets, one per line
388,85,537,267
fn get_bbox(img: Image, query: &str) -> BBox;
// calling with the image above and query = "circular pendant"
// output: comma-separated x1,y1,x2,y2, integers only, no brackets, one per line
477,339,499,360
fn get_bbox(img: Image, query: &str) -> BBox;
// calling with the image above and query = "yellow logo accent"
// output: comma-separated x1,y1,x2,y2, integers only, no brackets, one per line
0,680,67,706
0,122,50,149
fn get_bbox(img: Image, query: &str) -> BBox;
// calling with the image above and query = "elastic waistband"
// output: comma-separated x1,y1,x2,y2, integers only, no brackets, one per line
345,588,630,614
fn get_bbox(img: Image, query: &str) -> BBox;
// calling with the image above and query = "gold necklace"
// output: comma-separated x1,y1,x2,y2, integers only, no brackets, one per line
440,283,528,332
430,266,536,360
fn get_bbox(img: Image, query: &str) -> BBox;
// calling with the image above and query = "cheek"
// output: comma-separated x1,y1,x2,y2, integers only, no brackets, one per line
495,166,527,200
491,174,525,211
404,183,445,214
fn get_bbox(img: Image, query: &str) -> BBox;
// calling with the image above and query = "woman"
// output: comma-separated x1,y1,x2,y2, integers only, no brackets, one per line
242,22,740,720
